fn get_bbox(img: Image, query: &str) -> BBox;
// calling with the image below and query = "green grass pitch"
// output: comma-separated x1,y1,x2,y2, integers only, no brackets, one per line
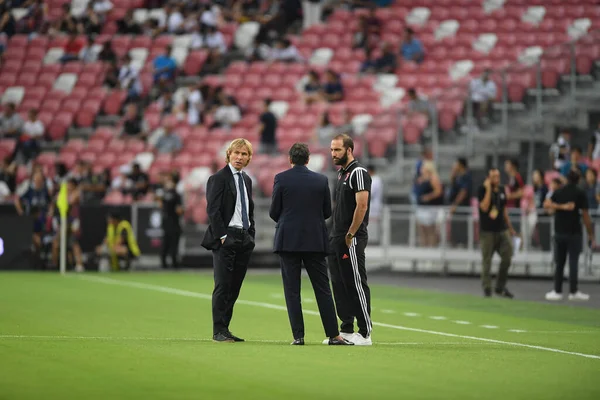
1,272,599,400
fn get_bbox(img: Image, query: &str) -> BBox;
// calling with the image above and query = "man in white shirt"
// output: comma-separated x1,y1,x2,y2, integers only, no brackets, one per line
549,133,571,171
368,165,383,244
213,96,241,129
469,69,497,126
166,3,184,34
186,82,203,125
118,54,143,102
13,109,44,164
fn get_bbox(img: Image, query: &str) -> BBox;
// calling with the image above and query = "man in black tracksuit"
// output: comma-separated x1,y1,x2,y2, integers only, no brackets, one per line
328,134,373,346
158,174,183,268
543,170,595,301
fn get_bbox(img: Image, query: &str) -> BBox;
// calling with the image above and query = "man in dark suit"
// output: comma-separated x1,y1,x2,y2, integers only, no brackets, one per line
269,143,353,346
202,138,256,343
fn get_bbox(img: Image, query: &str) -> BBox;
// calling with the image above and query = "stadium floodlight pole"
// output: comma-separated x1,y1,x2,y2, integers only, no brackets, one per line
56,182,69,275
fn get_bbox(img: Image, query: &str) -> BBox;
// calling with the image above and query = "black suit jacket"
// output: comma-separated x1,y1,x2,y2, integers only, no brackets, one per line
269,165,331,254
201,165,255,250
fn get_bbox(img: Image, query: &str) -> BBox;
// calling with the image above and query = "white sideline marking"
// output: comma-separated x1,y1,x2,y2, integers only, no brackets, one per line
429,316,447,320
403,312,420,317
269,293,284,299
453,320,471,325
380,309,395,314
508,329,527,333
74,276,600,360
480,325,499,329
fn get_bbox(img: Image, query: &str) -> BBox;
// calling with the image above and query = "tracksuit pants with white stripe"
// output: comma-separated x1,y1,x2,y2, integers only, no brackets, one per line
328,235,372,338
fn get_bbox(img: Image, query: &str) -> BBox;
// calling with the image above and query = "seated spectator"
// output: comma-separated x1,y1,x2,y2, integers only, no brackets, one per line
12,109,44,165
120,104,147,140
583,168,599,211
56,3,82,34
142,19,162,38
79,36,97,63
258,99,277,154
469,69,496,126
0,103,24,139
360,42,397,74
255,0,302,44
23,0,48,34
157,90,175,116
303,70,321,104
321,70,344,103
118,54,143,103
212,95,241,129
353,16,370,51
80,162,106,204
400,27,424,64
81,3,101,34
154,123,183,155
587,122,600,161
92,0,113,19
98,40,118,64
186,82,203,126
117,9,141,34
0,157,16,198
560,146,588,179
125,163,149,200
60,32,84,63
200,3,219,27
103,61,120,88
264,38,303,63
153,45,177,83
165,2,184,34
407,88,432,118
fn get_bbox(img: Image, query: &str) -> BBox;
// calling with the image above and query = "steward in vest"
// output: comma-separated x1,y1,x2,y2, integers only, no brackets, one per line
95,211,140,270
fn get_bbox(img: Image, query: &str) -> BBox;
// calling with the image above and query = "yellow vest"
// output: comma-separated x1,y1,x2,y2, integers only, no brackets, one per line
106,220,141,269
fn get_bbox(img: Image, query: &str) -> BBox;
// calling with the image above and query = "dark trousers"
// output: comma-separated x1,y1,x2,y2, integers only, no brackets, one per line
450,211,469,247
328,235,372,338
161,221,180,268
212,228,255,335
480,230,513,291
553,234,582,294
279,252,339,340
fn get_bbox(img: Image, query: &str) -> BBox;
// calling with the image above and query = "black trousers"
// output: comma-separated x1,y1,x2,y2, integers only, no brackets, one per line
327,235,372,338
212,228,255,335
279,252,339,340
553,234,582,294
161,220,181,268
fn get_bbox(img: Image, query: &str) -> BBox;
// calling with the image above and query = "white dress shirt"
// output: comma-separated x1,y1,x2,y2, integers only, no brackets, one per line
222,163,250,239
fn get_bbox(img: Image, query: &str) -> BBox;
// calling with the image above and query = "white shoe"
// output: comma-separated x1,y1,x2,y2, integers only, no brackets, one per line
568,291,590,301
351,333,372,346
323,332,355,345
75,265,85,273
545,290,563,301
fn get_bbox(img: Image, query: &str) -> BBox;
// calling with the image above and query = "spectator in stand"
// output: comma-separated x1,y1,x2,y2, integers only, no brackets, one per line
315,112,335,147
211,95,241,130
80,162,107,204
119,54,143,104
448,157,472,247
360,42,397,74
22,0,48,34
469,69,497,127
504,159,524,209
98,40,118,64
321,70,344,103
583,168,599,212
117,9,141,34
81,3,101,34
157,90,175,116
200,3,219,27
79,36,97,63
407,88,432,118
125,163,149,201
588,122,600,161
400,27,424,64
303,70,322,104
353,16,371,52
416,161,443,248
365,6,381,37
165,2,184,34
186,82,203,125
264,38,303,62
559,146,588,180
258,99,277,155
60,32,84,63
549,131,571,171
103,61,120,88
154,123,183,155
12,109,44,165
120,104,147,140
255,0,302,44
0,103,24,139
0,157,16,198
153,45,177,83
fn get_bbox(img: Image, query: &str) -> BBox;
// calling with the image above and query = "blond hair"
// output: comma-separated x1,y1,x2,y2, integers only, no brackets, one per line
225,138,253,164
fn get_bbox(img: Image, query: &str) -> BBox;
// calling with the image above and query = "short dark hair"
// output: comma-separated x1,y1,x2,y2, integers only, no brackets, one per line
506,158,519,169
457,157,468,169
264,98,272,107
572,146,582,154
567,169,581,185
332,133,354,151
109,211,121,220
551,177,562,186
407,88,417,97
289,143,310,165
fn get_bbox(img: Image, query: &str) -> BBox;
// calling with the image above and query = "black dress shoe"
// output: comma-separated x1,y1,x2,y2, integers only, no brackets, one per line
227,332,245,342
291,338,304,345
484,288,492,297
213,332,235,343
328,337,354,345
495,288,514,299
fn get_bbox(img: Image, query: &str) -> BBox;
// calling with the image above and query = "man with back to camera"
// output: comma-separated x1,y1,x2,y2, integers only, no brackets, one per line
327,134,373,346
269,143,353,346
478,168,518,298
544,170,595,301
202,138,256,343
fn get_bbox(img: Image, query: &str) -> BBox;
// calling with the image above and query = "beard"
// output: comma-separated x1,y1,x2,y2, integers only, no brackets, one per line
332,151,349,166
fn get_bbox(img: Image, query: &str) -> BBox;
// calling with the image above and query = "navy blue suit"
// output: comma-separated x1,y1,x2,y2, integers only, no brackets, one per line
269,165,339,339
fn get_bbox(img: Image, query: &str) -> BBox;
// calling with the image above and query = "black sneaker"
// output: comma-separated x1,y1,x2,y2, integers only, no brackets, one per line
213,332,235,343
495,288,514,299
484,288,492,297
226,331,245,342
291,338,304,345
